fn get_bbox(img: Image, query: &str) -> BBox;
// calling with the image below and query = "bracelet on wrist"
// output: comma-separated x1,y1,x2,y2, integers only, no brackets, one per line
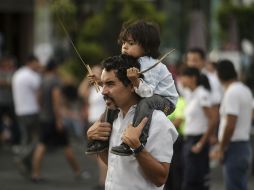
132,143,145,156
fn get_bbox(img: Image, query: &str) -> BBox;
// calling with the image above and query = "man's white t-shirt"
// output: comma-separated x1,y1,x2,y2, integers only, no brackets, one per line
105,106,178,190
219,82,253,142
12,67,41,116
184,86,212,135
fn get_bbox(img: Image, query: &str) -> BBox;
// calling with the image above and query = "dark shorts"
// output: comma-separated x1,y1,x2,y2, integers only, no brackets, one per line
39,121,69,147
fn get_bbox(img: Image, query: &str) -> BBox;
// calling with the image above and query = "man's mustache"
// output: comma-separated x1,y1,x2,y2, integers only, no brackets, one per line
103,95,114,102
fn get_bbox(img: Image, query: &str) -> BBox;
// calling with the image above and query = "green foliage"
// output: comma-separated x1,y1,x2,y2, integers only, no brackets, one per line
51,0,166,81
58,57,86,84
50,0,77,36
218,2,254,44
77,0,166,64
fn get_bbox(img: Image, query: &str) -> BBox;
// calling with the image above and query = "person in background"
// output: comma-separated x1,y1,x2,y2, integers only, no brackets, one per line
180,67,216,190
79,65,107,190
31,59,82,182
12,55,41,176
164,95,185,190
0,55,18,145
185,48,222,144
212,59,253,190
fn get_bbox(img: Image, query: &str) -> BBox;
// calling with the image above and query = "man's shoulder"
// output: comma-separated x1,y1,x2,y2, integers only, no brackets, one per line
151,110,172,125
150,110,178,142
228,82,251,96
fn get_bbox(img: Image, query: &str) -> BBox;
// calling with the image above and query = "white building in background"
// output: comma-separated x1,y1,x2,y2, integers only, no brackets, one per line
33,0,53,65
0,0,53,65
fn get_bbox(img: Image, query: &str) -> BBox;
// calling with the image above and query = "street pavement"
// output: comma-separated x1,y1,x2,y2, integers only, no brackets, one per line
0,141,253,190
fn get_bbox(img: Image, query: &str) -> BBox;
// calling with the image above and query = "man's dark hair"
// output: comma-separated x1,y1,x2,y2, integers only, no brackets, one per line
181,66,211,91
118,20,160,59
46,58,58,71
187,47,206,60
61,84,78,102
101,54,141,87
216,59,237,81
25,54,39,64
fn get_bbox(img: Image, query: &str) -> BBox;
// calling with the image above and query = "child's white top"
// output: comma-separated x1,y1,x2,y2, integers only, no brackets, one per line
135,56,178,106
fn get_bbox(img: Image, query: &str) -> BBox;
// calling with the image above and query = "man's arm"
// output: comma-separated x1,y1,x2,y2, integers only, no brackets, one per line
87,120,112,165
52,87,64,131
121,118,170,187
192,106,216,153
127,67,154,98
212,114,237,161
219,114,237,152
135,150,169,187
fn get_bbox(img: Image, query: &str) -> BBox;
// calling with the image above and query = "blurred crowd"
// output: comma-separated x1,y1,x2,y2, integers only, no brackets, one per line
164,48,254,190
0,46,253,190
0,54,90,182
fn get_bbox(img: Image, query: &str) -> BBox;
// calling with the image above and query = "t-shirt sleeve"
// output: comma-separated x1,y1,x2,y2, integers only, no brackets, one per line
145,111,178,163
224,89,240,116
199,88,212,108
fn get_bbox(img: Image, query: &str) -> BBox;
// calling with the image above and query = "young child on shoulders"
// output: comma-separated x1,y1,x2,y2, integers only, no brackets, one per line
86,20,178,156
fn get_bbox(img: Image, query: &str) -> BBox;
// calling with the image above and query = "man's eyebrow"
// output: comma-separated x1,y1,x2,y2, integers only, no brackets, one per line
104,80,115,84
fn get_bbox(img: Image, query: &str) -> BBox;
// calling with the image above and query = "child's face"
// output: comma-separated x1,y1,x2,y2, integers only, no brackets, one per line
121,35,145,58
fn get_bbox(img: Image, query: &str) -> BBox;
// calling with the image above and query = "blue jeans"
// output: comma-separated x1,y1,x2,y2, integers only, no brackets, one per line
223,141,252,190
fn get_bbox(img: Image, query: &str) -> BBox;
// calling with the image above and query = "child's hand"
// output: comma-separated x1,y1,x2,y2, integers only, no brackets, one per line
127,67,140,80
88,74,101,86
127,67,140,87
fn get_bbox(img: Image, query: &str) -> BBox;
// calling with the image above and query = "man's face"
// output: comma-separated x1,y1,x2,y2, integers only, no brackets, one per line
31,60,42,73
180,75,195,90
186,52,205,70
101,69,134,111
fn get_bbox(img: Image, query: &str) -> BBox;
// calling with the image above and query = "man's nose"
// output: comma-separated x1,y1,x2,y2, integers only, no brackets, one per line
102,85,108,95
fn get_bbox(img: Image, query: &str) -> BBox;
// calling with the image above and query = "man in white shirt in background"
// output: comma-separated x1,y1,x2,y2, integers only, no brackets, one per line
87,55,178,190
213,59,253,190
12,55,41,176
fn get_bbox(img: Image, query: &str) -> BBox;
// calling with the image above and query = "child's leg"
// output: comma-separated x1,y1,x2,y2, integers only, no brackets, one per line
133,95,174,145
111,95,173,156
86,108,119,155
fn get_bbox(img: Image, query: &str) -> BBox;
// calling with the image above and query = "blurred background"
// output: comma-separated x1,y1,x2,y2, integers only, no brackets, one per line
0,0,253,85
0,0,254,190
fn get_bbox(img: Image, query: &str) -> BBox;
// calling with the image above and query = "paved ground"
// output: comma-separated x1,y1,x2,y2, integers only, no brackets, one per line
0,141,100,190
0,140,253,190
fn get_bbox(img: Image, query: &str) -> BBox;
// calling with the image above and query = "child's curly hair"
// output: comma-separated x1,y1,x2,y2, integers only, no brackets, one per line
118,20,160,59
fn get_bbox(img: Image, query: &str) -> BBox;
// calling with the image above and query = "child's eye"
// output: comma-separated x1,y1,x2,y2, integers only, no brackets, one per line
124,40,136,46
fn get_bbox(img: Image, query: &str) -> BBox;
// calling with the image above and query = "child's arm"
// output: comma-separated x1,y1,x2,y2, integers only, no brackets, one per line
127,67,154,97
88,73,102,87
127,67,140,88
